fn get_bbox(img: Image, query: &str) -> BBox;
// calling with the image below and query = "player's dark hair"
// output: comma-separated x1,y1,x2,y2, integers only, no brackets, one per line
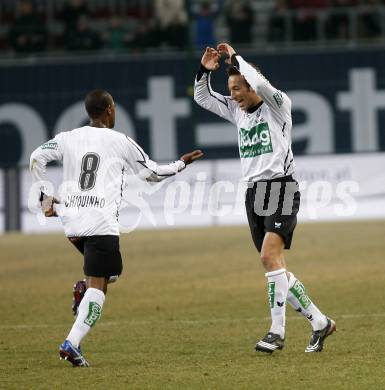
226,63,261,77
226,66,241,77
226,63,262,91
84,89,113,118
227,66,252,89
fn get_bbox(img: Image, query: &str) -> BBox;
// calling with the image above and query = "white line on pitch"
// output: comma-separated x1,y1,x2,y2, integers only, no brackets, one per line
1,312,384,330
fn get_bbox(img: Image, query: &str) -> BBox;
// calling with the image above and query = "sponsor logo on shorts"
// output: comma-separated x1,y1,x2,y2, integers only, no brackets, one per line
274,222,282,229
84,302,101,327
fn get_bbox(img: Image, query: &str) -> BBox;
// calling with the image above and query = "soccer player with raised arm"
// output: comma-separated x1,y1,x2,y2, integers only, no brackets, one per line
30,89,203,366
194,43,335,353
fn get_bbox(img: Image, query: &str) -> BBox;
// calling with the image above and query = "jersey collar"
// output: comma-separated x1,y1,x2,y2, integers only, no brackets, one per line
247,101,263,114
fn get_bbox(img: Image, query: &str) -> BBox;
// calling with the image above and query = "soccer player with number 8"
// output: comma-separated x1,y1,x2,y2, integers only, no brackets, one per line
30,89,203,366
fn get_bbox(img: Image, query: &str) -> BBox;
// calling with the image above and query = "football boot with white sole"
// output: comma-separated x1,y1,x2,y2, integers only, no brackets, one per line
255,332,284,353
305,317,336,353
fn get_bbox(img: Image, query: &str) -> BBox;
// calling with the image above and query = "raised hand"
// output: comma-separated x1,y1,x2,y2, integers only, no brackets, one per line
217,43,236,64
201,47,220,71
180,150,204,165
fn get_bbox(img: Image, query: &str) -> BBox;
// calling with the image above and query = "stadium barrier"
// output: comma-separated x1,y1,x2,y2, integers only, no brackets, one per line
0,152,384,234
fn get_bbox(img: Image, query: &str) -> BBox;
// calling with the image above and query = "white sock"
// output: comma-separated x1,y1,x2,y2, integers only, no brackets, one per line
265,268,288,338
66,287,105,348
287,272,327,331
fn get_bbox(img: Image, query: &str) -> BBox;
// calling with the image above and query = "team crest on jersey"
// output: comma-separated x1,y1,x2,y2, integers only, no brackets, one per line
41,141,58,150
239,122,273,158
273,91,283,108
273,92,283,108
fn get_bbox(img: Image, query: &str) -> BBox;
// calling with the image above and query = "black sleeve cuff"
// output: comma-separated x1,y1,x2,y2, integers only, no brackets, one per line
230,53,239,69
196,64,210,82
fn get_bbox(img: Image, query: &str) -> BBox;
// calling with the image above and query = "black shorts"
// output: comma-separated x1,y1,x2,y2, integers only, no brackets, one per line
69,235,123,278
245,175,300,252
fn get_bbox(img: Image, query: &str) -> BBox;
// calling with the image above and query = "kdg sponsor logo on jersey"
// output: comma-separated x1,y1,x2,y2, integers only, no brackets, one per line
239,123,273,158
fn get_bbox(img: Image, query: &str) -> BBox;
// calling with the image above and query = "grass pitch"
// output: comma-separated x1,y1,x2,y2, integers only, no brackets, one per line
1,221,385,389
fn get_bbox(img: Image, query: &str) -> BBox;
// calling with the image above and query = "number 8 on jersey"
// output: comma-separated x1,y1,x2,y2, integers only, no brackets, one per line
79,152,100,191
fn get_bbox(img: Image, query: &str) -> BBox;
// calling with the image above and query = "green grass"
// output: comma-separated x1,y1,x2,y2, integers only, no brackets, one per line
1,221,385,389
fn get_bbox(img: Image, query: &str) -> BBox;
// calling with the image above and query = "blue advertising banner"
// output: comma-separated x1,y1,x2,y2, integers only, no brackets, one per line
1,48,385,167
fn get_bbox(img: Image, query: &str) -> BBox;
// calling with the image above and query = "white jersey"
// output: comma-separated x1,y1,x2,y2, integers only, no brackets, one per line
30,126,185,237
194,54,294,182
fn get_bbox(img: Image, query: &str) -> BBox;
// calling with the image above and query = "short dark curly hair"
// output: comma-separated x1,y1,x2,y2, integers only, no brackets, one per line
84,89,113,119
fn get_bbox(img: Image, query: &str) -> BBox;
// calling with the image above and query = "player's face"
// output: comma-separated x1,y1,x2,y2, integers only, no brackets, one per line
228,75,259,111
